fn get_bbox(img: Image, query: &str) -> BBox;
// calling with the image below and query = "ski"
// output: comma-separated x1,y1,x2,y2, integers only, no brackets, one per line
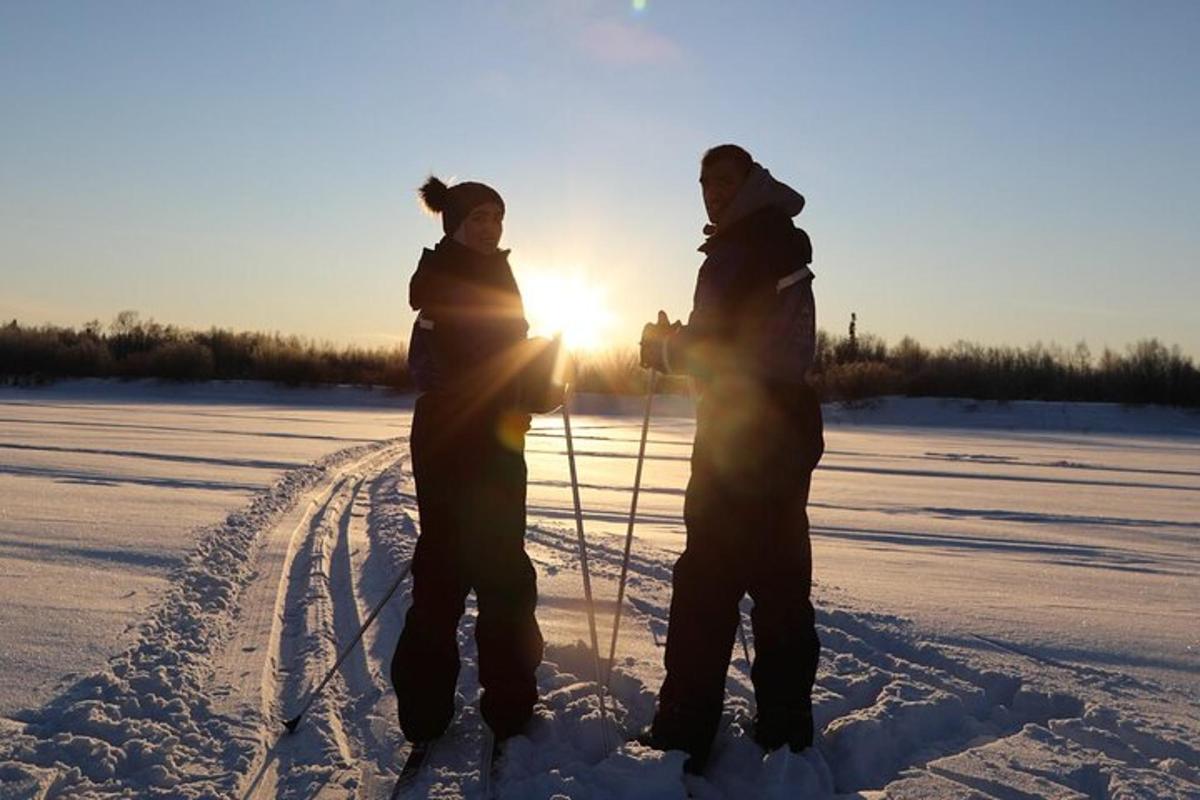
389,739,436,799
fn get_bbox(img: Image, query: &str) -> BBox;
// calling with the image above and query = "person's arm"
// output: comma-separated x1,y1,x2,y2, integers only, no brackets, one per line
663,235,761,379
515,335,566,413
754,221,817,382
767,223,817,380
407,314,439,392
664,290,727,378
640,256,735,377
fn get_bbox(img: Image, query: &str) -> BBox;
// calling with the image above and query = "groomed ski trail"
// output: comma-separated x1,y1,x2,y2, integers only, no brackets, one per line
222,443,507,800
219,444,412,799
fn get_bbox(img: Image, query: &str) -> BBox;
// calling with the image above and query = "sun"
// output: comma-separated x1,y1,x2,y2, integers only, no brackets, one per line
517,268,614,352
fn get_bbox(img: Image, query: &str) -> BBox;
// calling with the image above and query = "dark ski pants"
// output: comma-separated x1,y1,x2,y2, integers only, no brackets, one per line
391,397,544,742
652,383,823,767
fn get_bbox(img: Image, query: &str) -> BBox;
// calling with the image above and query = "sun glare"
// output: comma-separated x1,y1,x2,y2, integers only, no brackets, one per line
518,268,614,352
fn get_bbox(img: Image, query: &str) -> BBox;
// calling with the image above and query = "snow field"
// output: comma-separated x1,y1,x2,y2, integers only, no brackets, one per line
0,387,1197,798
0,390,404,717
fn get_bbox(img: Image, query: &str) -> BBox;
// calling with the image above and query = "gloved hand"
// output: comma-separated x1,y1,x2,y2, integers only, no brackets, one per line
640,310,681,373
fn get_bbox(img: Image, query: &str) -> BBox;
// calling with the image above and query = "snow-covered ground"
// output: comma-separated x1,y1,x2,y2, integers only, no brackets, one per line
0,382,1197,799
0,382,409,719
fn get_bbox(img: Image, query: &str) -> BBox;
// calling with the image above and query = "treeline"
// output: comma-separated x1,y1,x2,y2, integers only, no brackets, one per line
2,313,1198,407
0,312,409,389
809,314,1200,407
814,336,1200,407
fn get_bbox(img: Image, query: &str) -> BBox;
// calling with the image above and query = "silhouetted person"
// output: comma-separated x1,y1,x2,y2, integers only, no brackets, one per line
392,176,560,747
639,144,824,772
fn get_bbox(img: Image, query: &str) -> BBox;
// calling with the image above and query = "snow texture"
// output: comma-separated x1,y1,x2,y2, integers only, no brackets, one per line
0,382,1197,799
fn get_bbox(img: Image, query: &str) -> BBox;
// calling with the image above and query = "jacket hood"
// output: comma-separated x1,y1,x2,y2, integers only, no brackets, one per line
704,163,805,241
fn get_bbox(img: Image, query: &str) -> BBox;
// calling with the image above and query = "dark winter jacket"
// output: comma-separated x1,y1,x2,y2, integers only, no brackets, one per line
408,237,559,422
666,164,816,388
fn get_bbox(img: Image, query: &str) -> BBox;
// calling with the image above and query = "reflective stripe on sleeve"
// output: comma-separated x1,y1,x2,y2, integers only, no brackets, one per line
776,266,814,292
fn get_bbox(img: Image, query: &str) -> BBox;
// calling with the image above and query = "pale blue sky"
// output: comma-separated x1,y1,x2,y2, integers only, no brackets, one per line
2,1,1198,355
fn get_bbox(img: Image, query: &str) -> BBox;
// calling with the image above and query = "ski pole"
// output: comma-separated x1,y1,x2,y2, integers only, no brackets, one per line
602,368,657,695
560,382,613,754
283,560,412,734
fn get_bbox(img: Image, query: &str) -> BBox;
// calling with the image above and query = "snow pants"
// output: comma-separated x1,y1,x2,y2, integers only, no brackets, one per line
391,394,544,742
652,381,824,767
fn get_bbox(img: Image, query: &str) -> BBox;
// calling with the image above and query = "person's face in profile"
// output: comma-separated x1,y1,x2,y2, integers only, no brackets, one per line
456,202,504,254
700,159,748,225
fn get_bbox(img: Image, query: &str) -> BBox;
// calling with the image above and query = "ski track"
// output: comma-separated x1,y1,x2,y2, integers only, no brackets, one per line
1,433,1198,799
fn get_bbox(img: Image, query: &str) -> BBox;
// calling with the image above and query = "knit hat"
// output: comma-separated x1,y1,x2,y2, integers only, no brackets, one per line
419,176,505,235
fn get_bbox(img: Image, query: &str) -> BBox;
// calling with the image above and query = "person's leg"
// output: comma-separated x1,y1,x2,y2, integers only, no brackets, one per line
391,399,471,743
651,434,747,772
746,476,819,750
467,435,544,740
747,388,824,751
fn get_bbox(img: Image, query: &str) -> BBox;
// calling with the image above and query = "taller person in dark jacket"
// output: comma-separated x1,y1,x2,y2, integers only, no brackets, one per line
639,145,824,772
392,176,560,746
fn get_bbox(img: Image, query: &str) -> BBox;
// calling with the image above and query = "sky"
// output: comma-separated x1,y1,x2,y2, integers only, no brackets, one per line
2,1,1198,356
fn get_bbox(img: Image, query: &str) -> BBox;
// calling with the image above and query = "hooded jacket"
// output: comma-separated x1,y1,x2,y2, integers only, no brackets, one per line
408,236,560,418
667,164,816,387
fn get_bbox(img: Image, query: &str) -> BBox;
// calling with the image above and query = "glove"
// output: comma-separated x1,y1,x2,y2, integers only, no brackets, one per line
640,310,681,373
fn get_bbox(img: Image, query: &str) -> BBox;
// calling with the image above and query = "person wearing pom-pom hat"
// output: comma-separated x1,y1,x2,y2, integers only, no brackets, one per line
392,175,562,747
